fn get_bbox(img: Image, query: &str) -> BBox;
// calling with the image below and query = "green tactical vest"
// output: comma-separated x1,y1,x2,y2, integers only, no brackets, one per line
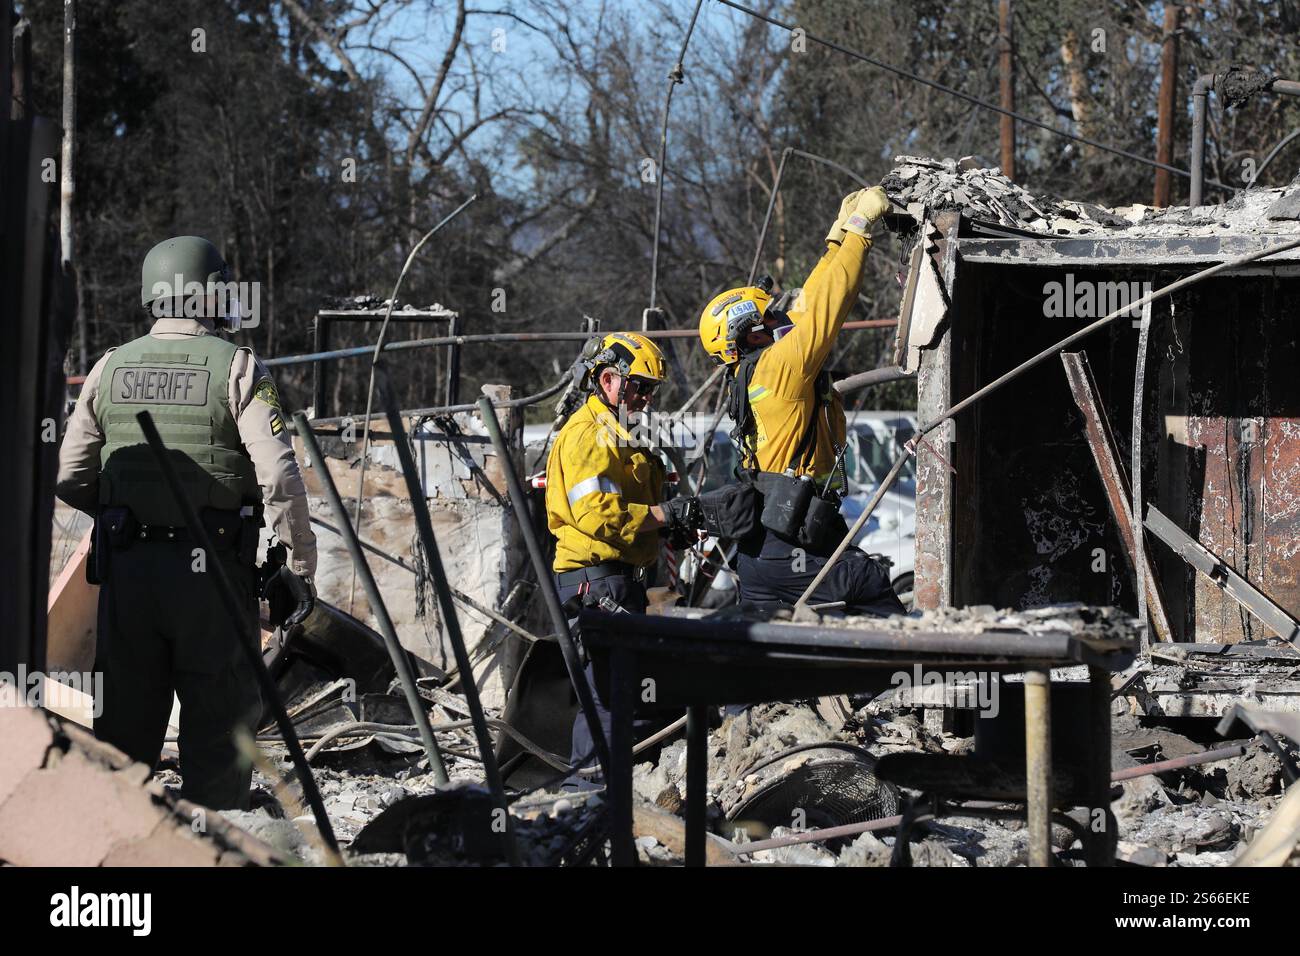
93,332,260,527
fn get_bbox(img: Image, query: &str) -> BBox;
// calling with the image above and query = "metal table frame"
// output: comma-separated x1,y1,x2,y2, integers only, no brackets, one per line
579,610,1135,868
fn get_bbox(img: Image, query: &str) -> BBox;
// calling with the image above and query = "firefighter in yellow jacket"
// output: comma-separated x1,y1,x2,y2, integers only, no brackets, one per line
544,331,695,776
695,186,904,615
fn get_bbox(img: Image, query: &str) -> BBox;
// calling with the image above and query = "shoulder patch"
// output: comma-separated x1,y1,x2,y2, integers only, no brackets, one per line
253,379,281,411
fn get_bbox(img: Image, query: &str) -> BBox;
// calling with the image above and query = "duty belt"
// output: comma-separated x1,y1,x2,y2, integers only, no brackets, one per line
555,560,646,588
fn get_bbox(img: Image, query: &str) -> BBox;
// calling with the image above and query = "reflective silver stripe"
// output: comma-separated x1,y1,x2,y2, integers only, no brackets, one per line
567,475,620,505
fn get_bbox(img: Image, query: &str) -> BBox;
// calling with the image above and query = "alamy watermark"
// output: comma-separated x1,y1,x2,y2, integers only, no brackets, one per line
889,664,1000,717
1042,273,1152,323
0,665,104,718
150,274,261,329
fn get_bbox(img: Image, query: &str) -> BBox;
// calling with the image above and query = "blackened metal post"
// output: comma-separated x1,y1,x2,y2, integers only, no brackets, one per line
445,313,461,406
312,314,328,415
685,703,708,867
294,412,449,785
377,371,517,864
135,411,340,855
476,395,611,778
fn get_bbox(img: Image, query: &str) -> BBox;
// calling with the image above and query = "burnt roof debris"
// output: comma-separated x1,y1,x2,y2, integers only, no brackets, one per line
884,154,1300,240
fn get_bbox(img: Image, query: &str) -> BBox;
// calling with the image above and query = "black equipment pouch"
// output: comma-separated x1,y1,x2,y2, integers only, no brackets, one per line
91,506,137,584
697,481,758,541
260,541,288,596
754,470,814,539
799,494,847,553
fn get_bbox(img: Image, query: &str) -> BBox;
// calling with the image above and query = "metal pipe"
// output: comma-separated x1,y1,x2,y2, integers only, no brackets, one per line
298,376,568,431
833,365,914,394
1111,744,1247,781
748,147,792,287
649,0,705,311
1190,74,1215,207
134,411,340,854
376,373,516,863
1023,668,1053,868
294,412,450,785
267,320,899,368
1132,299,1154,650
1253,128,1300,186
476,396,611,778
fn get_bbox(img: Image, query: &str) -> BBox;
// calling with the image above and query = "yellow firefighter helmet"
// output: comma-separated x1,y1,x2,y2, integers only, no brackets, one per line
591,331,666,383
698,280,774,366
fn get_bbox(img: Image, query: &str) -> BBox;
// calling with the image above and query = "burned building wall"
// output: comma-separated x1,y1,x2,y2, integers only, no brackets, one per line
943,262,1143,614
1150,276,1300,643
920,253,1300,645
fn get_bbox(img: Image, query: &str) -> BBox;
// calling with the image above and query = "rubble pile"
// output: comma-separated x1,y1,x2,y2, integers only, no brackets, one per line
884,154,1300,237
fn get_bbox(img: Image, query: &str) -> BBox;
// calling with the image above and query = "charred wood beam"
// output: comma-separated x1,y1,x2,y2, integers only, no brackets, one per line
1061,351,1173,643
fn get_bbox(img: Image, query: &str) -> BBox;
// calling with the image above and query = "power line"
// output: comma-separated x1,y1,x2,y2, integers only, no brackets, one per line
714,0,1225,185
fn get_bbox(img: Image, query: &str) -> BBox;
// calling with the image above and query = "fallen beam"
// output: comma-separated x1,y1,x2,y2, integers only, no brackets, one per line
1061,352,1173,644
1145,505,1300,643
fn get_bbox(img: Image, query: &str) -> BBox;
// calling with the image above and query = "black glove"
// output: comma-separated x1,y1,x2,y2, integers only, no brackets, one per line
264,567,316,629
661,496,702,547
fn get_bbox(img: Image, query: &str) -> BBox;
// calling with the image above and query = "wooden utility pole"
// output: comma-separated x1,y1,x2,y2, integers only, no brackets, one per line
998,0,1016,180
1153,4,1180,207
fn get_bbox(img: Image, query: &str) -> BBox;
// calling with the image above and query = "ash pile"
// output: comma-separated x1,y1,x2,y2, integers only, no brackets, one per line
883,154,1300,236
176,602,1300,867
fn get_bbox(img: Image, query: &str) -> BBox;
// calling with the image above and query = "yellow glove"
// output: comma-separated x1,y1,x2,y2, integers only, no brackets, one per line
825,189,864,245
843,186,891,238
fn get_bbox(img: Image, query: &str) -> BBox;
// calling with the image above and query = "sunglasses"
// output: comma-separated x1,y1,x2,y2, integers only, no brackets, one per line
623,376,659,397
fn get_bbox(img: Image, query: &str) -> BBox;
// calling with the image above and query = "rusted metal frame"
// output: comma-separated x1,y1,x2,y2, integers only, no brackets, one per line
1144,505,1300,643
376,372,517,864
1061,351,1173,644
310,311,454,415
294,413,451,784
955,236,1300,266
135,411,341,855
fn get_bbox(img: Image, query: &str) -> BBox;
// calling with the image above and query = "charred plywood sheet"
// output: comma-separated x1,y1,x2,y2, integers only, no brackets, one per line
1154,277,1300,644
939,261,1140,612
